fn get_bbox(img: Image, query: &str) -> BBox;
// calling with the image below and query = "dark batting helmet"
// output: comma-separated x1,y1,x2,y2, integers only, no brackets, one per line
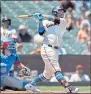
52,5,66,18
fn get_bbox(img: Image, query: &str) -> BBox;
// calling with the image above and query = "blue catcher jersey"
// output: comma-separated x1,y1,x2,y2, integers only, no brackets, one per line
1,54,21,74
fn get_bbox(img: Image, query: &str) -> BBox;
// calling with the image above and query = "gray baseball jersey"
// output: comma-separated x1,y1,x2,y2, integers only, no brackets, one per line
42,18,67,48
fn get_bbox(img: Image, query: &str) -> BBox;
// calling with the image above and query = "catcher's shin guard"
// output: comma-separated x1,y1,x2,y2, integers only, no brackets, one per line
3,76,27,90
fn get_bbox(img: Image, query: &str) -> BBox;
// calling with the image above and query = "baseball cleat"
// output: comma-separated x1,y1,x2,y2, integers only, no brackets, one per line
25,84,40,92
65,86,79,93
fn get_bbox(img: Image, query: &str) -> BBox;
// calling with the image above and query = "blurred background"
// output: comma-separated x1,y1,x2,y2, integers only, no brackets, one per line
0,0,91,85
1,0,91,55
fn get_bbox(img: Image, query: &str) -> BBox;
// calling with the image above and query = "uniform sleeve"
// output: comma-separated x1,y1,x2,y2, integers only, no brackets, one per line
15,54,21,63
11,29,18,38
1,27,4,36
1,56,7,63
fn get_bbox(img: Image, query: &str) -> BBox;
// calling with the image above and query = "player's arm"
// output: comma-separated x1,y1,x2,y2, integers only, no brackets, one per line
15,61,25,70
15,61,25,69
42,15,55,21
14,55,30,76
38,21,46,35
43,15,60,25
33,13,60,35
34,13,46,35
15,61,31,76
14,54,25,69
11,29,18,42
38,17,60,35
33,13,59,24
77,31,82,42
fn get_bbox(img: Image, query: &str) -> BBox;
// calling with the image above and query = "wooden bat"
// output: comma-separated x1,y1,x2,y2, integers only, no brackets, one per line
18,14,33,18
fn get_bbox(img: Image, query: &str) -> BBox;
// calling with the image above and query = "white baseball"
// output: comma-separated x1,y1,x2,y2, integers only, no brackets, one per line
34,34,44,44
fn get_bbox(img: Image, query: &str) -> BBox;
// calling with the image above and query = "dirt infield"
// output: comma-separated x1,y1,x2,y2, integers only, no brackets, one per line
1,86,91,94
1,90,91,94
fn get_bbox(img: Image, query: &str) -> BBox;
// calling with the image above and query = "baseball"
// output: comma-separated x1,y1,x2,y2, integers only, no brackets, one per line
34,34,44,44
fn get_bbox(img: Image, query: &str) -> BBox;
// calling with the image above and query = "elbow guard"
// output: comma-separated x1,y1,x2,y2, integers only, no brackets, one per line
48,15,53,21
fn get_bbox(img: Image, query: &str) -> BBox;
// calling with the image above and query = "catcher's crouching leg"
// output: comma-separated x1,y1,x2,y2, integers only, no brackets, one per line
3,76,27,90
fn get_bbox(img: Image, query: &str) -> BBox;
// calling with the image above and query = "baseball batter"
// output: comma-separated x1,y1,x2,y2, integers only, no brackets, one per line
25,5,79,93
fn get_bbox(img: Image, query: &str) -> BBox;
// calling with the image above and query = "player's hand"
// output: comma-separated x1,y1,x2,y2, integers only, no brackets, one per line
33,13,42,18
33,13,43,21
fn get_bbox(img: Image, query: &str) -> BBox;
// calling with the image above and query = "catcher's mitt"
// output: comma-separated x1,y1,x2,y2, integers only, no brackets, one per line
19,67,31,76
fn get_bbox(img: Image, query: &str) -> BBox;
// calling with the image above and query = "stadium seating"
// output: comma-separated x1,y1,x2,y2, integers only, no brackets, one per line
1,1,87,54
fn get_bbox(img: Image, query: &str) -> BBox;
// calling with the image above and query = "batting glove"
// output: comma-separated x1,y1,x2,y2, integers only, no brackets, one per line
33,13,43,21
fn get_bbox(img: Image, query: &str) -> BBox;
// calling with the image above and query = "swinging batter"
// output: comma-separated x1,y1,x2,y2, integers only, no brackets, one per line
25,5,79,93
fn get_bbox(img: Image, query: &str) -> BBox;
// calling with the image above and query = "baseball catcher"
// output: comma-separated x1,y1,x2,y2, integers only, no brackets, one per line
0,40,30,90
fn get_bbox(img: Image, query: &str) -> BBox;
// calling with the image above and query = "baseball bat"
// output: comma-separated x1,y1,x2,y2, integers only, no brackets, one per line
18,14,33,18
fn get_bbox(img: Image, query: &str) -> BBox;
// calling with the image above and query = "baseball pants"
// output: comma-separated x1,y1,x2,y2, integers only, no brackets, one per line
41,44,61,79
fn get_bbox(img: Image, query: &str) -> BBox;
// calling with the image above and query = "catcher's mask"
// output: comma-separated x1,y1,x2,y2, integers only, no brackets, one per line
2,41,16,55
52,5,66,18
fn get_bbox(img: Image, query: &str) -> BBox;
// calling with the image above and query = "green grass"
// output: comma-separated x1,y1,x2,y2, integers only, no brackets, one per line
78,86,91,91
37,86,91,92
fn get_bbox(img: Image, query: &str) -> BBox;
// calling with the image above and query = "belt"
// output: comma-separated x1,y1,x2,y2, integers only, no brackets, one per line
48,44,59,49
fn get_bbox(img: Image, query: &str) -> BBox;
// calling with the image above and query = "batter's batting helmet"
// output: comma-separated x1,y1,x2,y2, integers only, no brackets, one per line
52,5,66,18
2,16,11,25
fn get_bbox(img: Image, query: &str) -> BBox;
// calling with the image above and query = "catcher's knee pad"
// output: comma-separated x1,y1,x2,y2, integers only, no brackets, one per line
3,76,27,90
